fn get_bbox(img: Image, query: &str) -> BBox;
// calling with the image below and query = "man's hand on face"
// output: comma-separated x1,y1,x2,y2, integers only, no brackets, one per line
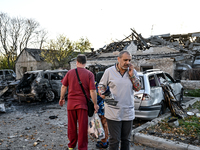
128,63,134,77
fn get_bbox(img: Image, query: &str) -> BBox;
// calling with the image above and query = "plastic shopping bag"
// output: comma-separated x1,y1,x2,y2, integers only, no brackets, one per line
88,115,98,138
88,113,105,139
94,113,105,139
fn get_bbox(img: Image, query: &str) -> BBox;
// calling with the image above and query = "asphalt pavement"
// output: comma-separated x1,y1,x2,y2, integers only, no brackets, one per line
0,97,199,150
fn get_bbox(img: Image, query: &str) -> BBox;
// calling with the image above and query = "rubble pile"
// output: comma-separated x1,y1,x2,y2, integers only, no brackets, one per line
0,80,19,98
96,28,150,54
84,28,200,80
86,29,200,58
146,32,200,54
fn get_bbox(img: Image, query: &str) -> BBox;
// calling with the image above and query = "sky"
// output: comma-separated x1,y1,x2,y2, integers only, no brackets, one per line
1,0,200,50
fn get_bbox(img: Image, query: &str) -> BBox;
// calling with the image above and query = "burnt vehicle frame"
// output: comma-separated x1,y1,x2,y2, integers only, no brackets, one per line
0,69,18,98
0,80,20,98
0,69,16,81
16,69,68,102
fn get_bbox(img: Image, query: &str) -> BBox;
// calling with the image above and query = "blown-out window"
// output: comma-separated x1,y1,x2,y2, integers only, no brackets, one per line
149,75,156,87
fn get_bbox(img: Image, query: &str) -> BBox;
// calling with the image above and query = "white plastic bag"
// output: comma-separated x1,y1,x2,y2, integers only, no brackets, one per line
94,113,105,139
88,115,98,138
88,113,105,139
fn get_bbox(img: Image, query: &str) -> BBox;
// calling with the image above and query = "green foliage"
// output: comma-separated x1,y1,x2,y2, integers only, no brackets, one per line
75,37,91,52
41,35,73,69
184,89,200,97
0,55,15,70
140,101,200,142
41,35,91,69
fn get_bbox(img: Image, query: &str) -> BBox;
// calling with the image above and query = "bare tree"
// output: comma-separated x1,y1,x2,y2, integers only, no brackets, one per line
33,29,48,49
9,17,23,63
0,12,48,70
0,12,11,68
19,18,40,52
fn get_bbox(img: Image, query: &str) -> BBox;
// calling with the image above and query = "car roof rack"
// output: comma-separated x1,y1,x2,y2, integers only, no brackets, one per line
143,69,162,74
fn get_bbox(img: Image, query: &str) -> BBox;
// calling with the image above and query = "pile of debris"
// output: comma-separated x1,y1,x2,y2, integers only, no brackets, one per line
86,28,200,59
84,28,200,80
0,80,20,113
86,64,113,81
146,32,200,54
0,80,19,98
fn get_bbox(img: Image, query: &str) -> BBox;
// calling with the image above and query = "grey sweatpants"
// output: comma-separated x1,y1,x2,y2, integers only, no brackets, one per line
106,119,133,150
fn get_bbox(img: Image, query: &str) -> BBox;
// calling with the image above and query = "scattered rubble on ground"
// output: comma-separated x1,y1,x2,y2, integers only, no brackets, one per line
139,100,200,147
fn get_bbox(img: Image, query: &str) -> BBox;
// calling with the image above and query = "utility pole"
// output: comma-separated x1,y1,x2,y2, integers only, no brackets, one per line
151,24,154,36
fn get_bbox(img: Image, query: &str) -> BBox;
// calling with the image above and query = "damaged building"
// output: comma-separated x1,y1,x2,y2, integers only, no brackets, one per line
15,29,200,81
71,28,200,80
15,48,52,79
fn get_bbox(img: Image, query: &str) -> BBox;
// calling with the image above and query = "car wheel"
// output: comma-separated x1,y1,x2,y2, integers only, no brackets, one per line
159,100,167,116
45,90,55,102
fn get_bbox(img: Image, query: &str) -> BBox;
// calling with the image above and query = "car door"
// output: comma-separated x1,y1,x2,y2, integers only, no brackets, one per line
33,72,50,97
49,72,64,97
39,72,51,90
148,74,164,105
164,73,181,100
134,76,144,110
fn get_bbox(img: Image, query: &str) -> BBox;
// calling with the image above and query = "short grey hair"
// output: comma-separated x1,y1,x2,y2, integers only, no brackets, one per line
118,51,131,58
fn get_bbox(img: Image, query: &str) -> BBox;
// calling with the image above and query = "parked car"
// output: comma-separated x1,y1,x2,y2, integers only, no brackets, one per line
16,69,68,102
134,69,184,120
0,69,16,81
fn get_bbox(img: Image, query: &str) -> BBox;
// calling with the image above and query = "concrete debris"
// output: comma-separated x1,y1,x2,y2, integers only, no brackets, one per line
0,86,9,97
0,80,20,98
0,103,6,112
83,29,200,81
85,29,200,59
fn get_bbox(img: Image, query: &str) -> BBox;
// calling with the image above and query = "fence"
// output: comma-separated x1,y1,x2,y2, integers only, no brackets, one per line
181,80,200,90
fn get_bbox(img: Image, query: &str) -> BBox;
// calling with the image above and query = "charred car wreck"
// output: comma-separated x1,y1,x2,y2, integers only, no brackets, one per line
0,69,19,98
16,70,68,102
0,80,20,98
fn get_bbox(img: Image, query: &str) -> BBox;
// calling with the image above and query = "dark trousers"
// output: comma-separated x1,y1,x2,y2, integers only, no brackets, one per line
106,119,133,150
67,109,88,150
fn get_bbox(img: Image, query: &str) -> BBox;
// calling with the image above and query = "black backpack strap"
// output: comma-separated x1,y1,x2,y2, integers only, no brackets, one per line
75,68,89,101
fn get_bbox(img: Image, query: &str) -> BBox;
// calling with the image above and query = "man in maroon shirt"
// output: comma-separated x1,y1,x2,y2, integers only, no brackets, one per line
59,54,99,150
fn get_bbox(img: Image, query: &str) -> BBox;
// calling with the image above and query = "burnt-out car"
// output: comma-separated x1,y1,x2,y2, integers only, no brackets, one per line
16,69,68,102
0,80,20,98
0,69,16,81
